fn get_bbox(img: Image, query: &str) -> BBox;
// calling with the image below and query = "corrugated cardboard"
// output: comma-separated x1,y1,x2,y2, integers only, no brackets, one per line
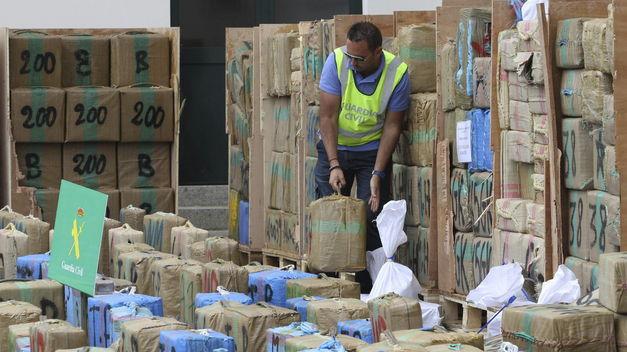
0,300,40,350
583,19,612,74
568,191,592,261
11,88,65,143
120,188,175,214
150,257,201,318
496,198,530,233
406,93,437,167
119,205,146,232
517,20,542,52
555,18,589,69
599,252,627,313
454,232,475,294
118,250,174,294
509,100,532,132
505,130,533,163
287,276,360,300
107,224,144,275
469,172,493,237
389,330,483,349
62,143,117,189
560,70,584,117
205,237,241,265
562,118,594,190
111,32,170,87
441,40,458,111
65,87,120,142
368,293,422,342
13,215,49,254
118,86,174,142
451,168,471,232
202,259,248,293
582,70,613,124
587,191,620,263
119,317,187,352
472,57,491,108
502,305,615,351
30,319,87,352
267,32,299,97
0,279,64,320
308,195,366,273
472,237,492,288
398,24,436,93
16,143,62,189
307,298,369,335
9,32,61,88
170,221,208,257
0,224,29,279
61,34,110,87
143,212,186,253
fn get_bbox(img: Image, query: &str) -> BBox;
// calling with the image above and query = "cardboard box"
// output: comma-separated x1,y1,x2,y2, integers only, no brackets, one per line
451,168,472,232
560,70,584,117
11,88,65,142
583,19,612,74
111,32,170,87
61,34,110,87
65,87,120,142
120,188,175,214
469,172,493,237
582,70,613,125
406,93,437,167
555,18,588,69
567,191,592,261
119,86,174,142
9,32,61,88
587,191,620,263
509,101,532,132
398,24,436,93
62,143,117,189
16,143,62,189
562,118,594,190
117,143,170,188
454,232,475,294
599,252,627,313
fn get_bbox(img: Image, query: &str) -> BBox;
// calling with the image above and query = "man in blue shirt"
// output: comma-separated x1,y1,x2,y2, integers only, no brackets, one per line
316,22,410,291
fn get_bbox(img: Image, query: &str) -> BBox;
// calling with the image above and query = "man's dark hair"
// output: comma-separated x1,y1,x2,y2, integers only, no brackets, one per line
347,21,382,51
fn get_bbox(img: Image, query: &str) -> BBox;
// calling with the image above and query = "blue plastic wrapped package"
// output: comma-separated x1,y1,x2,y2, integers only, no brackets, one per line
468,109,493,172
160,329,236,352
299,337,348,352
285,296,325,321
455,8,492,99
16,253,49,279
248,268,317,307
239,201,249,245
195,290,253,309
87,292,163,347
65,277,115,330
266,322,319,352
337,319,374,344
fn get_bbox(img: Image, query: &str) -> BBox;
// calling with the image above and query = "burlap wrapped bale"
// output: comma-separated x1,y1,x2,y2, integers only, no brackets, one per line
499,29,520,72
406,93,437,167
118,317,187,352
205,236,240,265
528,84,548,115
568,191,592,261
505,131,533,163
469,172,493,237
357,340,425,352
307,298,369,335
223,302,299,352
509,100,532,132
417,167,432,227
496,198,530,233
405,166,420,226
508,72,529,102
0,206,23,229
0,224,28,279
194,300,235,330
119,250,174,294
290,71,301,94
454,232,476,294
305,106,320,158
593,133,615,193
143,212,186,253
368,293,422,342
603,146,620,197
160,329,235,352
472,57,491,108
532,173,545,203
287,275,360,300
305,157,317,206
517,20,542,52
398,24,435,93
13,215,49,254
561,70,584,116
565,256,599,296
583,19,612,74
0,300,40,350
441,40,459,111
533,143,549,162
614,312,627,352
562,118,594,190
491,229,526,268
522,234,545,282
96,218,122,276
117,143,171,189
182,241,207,263
502,304,615,351
150,257,202,318
603,94,616,146
515,52,544,84
111,32,170,87
582,70,613,124
455,8,491,103
599,252,627,313
267,32,299,97
11,87,65,143
269,151,296,211
287,334,367,352
170,221,209,257
417,227,434,288
308,195,366,273
202,259,248,293
472,237,492,287
107,224,144,276
451,168,472,232
111,242,154,279
179,264,204,326
270,97,295,154
392,164,407,202
9,32,61,88
556,18,589,69
29,319,87,352
587,191,620,263
17,253,49,280
389,329,484,349
532,113,549,144
119,206,146,232
526,203,546,239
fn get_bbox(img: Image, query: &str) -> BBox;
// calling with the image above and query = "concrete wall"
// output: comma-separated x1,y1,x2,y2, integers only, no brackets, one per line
0,0,170,28
363,0,442,14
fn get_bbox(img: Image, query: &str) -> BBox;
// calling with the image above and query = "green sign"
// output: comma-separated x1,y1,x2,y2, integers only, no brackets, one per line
48,180,108,296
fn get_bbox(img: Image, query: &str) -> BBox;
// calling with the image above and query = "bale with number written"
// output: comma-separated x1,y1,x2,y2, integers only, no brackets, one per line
9,32,61,88
61,34,110,87
119,86,174,142
11,87,64,143
111,32,170,87
65,87,120,142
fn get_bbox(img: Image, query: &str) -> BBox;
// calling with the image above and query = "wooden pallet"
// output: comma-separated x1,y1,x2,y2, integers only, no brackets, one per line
262,249,307,271
439,292,492,331
239,244,263,265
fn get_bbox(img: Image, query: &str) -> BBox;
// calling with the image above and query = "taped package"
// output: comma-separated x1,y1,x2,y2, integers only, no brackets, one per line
509,100,532,132
287,276,360,300
0,224,28,279
496,198,530,233
307,298,369,335
170,221,208,257
10,87,65,143
505,131,534,163
118,250,174,294
455,8,492,102
308,195,366,272
472,57,491,108
472,237,492,288
265,209,299,256
593,136,618,195
195,291,252,309
527,203,546,238
555,18,589,69
392,164,407,204
587,191,620,263
151,258,202,318
248,268,316,307
469,172,494,237
111,242,153,279
500,131,522,199
17,253,49,280
446,109,468,167
107,224,144,276
398,24,436,93
528,84,548,115
0,300,40,349
239,200,249,246
583,19,612,74
65,277,115,331
269,151,296,212
9,32,61,87
338,319,374,344
508,73,529,102
13,215,49,254
61,34,110,87
29,319,87,352
270,97,296,154
451,168,472,232
194,300,235,330
406,93,437,167
368,293,422,342
160,329,235,352
455,232,476,294
499,29,520,72
64,87,120,142
205,236,240,265
468,109,493,172
143,212,187,254
599,252,627,313
286,296,325,322
111,32,170,87
118,86,174,142
568,191,592,261
202,259,248,293
118,317,187,352
562,118,594,190
560,69,584,116
517,20,542,52
417,167,432,227
393,132,410,165
267,32,299,97
565,256,599,296
502,305,615,351
441,40,464,111
0,207,23,229
515,51,544,84
582,70,613,124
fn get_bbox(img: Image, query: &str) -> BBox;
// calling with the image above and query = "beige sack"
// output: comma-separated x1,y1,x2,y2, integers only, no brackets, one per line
307,298,369,334
287,275,360,299
170,221,209,257
118,317,187,352
368,293,422,342
202,259,248,293
496,198,530,233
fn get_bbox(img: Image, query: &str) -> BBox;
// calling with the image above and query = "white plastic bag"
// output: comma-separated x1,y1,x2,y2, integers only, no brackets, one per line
368,200,421,300
419,301,443,329
521,0,549,20
537,265,580,304
366,247,386,282
467,263,525,309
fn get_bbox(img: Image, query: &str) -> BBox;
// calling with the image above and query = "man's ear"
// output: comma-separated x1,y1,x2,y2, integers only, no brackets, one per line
375,46,383,55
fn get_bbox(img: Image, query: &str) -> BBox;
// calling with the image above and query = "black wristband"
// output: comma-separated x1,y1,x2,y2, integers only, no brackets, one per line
329,165,341,172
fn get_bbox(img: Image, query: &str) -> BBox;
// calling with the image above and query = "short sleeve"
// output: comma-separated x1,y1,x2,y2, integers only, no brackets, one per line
387,71,411,112
319,52,341,96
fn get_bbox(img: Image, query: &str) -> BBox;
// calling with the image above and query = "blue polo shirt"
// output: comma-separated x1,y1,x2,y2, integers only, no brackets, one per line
319,52,410,151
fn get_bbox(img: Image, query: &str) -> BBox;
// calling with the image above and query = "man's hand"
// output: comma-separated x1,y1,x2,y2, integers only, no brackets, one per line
369,175,381,212
329,167,346,194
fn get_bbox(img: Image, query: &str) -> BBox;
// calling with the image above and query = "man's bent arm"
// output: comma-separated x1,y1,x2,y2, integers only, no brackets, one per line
319,91,342,161
374,110,405,172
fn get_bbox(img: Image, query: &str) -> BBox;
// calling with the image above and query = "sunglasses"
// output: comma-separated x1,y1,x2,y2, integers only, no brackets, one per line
343,51,367,62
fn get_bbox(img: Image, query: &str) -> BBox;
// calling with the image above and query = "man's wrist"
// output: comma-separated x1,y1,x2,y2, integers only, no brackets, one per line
329,158,340,167
372,169,386,179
